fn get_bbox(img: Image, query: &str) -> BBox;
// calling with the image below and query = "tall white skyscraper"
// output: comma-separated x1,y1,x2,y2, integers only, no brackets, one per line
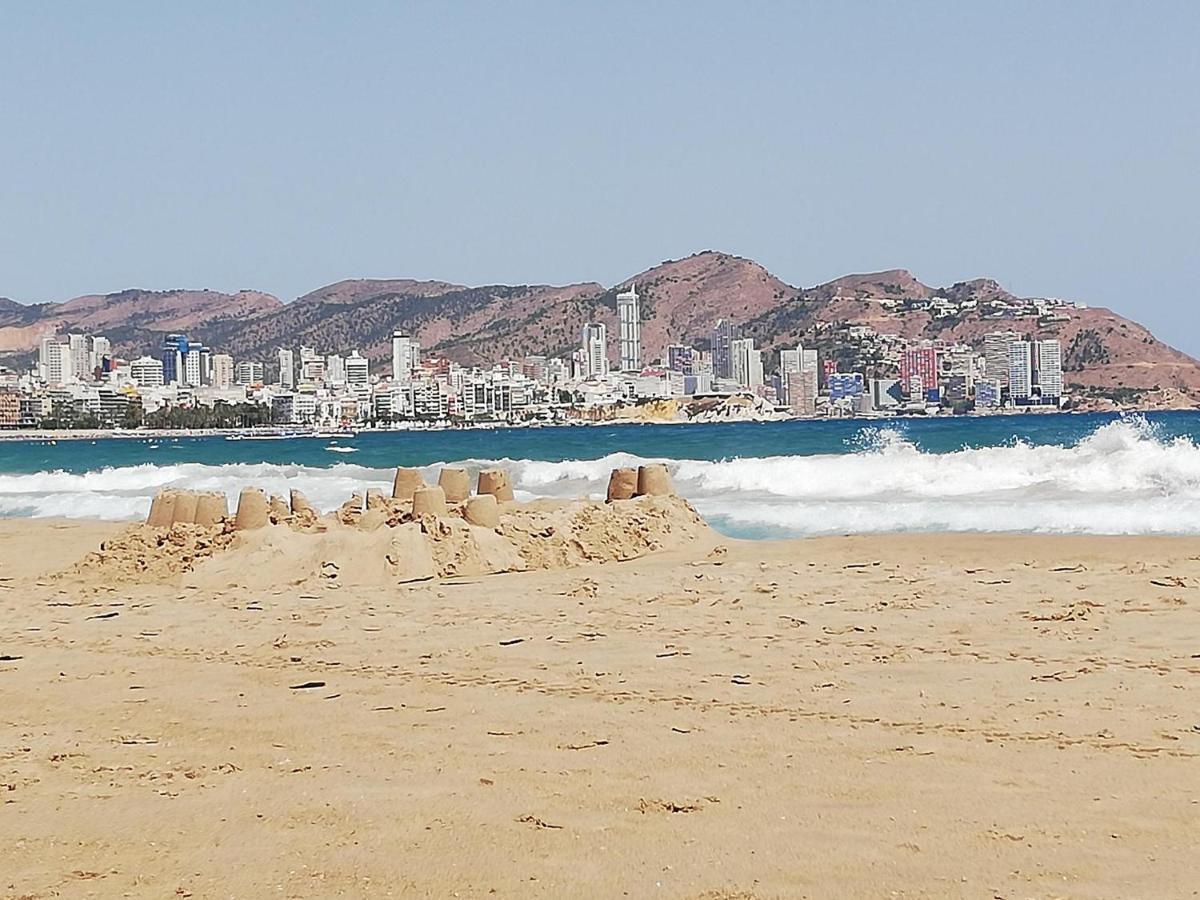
392,331,419,382
1034,339,1063,400
729,337,763,388
1008,340,1033,400
580,322,608,378
278,348,295,389
616,285,641,371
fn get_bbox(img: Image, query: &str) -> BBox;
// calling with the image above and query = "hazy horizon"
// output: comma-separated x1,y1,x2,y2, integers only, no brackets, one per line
3,2,1198,352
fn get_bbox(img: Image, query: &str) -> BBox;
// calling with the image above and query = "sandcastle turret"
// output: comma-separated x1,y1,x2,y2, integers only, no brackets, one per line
234,487,271,530
193,492,229,527
392,467,425,501
438,467,471,504
463,494,500,528
477,468,514,502
146,489,179,527
606,468,638,502
171,491,200,525
290,489,313,515
636,464,673,497
412,485,449,517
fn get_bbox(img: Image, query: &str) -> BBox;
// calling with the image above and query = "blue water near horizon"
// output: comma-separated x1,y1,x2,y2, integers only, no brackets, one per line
2,411,1200,538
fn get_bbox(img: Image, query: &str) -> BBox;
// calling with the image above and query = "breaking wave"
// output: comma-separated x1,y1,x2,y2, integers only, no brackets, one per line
3,418,1200,537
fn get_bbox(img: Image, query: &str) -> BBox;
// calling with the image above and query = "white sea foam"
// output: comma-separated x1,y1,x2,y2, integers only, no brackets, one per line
4,418,1200,536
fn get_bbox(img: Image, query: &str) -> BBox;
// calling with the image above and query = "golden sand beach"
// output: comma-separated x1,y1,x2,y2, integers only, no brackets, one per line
2,491,1198,898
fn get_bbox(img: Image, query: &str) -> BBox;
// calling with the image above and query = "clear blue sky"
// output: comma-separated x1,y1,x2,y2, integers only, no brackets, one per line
2,2,1198,352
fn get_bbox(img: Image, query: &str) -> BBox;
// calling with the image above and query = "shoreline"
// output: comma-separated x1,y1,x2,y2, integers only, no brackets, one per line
0,406,1186,442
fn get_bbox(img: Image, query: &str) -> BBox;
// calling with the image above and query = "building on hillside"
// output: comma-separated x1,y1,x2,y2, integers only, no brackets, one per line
616,284,641,372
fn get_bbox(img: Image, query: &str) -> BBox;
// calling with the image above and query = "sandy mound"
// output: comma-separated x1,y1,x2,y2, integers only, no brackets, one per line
62,496,711,589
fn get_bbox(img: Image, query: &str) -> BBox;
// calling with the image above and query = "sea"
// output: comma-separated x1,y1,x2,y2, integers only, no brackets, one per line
2,411,1200,540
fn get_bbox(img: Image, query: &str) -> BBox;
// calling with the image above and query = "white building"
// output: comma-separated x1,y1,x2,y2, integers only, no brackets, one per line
130,356,165,388
1035,339,1063,400
235,361,264,385
277,348,295,389
730,338,763,389
616,284,641,372
1008,340,1033,401
345,351,370,386
392,332,419,382
580,322,608,378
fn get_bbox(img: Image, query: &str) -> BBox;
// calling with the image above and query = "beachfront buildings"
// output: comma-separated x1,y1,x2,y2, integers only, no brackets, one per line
14,294,1074,430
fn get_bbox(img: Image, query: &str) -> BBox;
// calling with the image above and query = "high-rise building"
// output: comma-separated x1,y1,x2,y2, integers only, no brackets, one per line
729,338,763,388
235,361,264,385
983,331,1020,384
345,351,370,386
130,356,165,388
299,346,325,384
711,319,738,380
1034,339,1063,401
210,354,235,389
161,334,207,386
787,369,818,415
666,344,695,375
580,322,608,378
278,348,295,389
38,336,71,385
616,285,641,371
68,334,91,381
1008,340,1033,401
392,332,419,382
901,342,939,398
324,354,346,386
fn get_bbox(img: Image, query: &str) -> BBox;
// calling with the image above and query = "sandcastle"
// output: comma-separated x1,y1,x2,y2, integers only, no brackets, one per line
438,467,471,503
477,468,514,502
111,463,697,587
147,489,229,528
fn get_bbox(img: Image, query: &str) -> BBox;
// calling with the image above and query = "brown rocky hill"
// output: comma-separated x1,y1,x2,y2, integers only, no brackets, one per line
0,289,283,359
3,253,1198,404
433,251,796,364
740,269,1200,398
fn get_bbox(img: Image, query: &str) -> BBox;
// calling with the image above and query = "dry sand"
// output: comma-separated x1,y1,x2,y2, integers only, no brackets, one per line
2,518,1199,898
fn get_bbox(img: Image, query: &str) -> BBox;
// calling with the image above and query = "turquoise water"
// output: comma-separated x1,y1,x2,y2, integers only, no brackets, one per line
3,411,1200,537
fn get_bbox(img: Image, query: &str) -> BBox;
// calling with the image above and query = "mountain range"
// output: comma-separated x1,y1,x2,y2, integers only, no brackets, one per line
2,251,1198,406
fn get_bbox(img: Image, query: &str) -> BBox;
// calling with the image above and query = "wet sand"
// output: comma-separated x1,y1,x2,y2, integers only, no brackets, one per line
2,520,1198,898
